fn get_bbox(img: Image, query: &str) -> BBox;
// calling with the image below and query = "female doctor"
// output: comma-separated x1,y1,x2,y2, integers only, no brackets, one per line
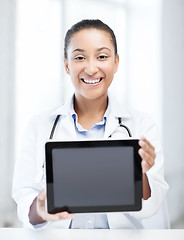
12,19,168,229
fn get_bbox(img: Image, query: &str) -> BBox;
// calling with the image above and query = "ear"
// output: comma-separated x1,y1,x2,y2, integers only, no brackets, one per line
114,54,119,73
64,58,70,75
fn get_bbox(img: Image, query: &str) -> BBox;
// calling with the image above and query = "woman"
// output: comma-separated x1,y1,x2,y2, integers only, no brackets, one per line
12,19,168,229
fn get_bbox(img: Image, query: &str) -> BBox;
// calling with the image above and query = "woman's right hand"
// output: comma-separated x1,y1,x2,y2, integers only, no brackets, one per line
29,190,74,225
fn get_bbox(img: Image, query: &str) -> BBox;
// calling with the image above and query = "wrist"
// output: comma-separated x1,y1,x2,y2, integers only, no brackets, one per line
142,173,151,200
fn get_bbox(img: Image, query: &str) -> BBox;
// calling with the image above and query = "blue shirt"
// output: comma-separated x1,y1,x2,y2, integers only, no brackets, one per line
72,112,107,140
69,97,110,229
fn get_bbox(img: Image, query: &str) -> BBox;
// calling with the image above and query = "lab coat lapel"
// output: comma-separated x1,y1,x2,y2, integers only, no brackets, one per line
51,94,77,140
104,114,118,139
60,115,77,140
104,93,131,139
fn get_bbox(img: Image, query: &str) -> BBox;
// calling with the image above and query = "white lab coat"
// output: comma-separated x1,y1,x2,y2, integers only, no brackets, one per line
12,93,169,229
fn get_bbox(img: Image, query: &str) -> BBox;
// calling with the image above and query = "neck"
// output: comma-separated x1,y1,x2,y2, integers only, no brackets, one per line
74,93,108,117
73,93,108,130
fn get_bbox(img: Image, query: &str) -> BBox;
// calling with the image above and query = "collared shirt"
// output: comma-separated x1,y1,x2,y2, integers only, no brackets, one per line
69,96,110,229
69,95,110,140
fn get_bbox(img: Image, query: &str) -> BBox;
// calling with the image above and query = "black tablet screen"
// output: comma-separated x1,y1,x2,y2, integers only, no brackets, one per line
52,146,134,208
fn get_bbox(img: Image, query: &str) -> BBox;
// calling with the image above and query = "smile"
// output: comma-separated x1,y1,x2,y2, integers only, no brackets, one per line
81,78,103,84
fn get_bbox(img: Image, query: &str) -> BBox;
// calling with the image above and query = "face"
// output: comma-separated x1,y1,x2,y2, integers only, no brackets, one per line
64,28,119,101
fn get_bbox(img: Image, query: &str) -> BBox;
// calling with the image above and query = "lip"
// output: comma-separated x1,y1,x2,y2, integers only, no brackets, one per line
80,77,103,85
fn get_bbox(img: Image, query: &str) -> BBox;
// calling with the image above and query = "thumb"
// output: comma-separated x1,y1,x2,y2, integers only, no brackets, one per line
38,189,46,201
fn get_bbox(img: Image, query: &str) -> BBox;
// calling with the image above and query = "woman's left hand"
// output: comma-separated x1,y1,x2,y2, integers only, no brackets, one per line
138,136,156,173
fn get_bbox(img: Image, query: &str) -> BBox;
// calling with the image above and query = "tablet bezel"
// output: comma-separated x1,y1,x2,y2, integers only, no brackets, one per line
45,139,142,214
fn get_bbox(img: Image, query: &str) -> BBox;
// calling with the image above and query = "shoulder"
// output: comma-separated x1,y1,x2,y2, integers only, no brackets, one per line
28,106,62,126
108,93,158,138
127,107,155,126
29,94,74,126
109,93,155,122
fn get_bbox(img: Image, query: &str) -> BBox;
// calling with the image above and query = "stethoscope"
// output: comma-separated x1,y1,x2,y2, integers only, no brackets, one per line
49,115,132,139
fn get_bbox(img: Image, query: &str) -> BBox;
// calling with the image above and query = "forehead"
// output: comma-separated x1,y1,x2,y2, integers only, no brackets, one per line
68,28,113,51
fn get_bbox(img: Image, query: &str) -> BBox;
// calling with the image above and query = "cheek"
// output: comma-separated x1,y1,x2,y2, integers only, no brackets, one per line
103,65,116,79
69,65,79,77
101,60,116,73
69,63,83,77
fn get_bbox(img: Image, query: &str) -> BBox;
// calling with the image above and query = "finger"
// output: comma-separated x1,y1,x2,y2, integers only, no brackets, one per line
57,212,74,220
38,190,46,201
141,160,151,173
40,211,61,222
139,139,156,160
140,136,155,151
37,190,74,221
138,148,154,167
41,211,74,222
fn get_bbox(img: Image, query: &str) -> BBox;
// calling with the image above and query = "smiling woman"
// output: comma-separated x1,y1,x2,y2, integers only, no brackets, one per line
63,20,119,130
65,30,119,129
64,27,119,121
12,19,168,230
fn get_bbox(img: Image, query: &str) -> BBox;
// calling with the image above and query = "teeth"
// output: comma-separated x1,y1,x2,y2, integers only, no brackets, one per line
82,78,102,84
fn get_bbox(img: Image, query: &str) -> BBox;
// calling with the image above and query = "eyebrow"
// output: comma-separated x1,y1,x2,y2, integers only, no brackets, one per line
72,47,111,53
72,48,85,53
97,47,111,52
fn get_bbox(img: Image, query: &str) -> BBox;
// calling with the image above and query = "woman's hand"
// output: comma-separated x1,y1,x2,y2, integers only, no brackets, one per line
138,136,156,173
138,137,156,200
29,190,74,225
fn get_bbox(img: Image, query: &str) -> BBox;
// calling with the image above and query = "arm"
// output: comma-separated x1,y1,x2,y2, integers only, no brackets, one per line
12,116,73,228
142,173,151,200
138,136,156,200
129,115,169,219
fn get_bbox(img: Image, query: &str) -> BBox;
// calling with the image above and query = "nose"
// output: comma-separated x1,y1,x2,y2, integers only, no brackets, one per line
84,59,99,75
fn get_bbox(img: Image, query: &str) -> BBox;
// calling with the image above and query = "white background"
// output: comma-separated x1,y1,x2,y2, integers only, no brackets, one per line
0,0,184,228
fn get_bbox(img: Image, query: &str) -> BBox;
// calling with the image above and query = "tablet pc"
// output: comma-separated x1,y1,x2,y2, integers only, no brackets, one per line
45,139,142,214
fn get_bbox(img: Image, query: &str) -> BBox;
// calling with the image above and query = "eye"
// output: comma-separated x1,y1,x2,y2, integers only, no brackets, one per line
98,55,108,60
74,56,85,61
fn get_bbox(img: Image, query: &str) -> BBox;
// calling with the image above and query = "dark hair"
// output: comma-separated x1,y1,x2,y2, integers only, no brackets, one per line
64,19,118,59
